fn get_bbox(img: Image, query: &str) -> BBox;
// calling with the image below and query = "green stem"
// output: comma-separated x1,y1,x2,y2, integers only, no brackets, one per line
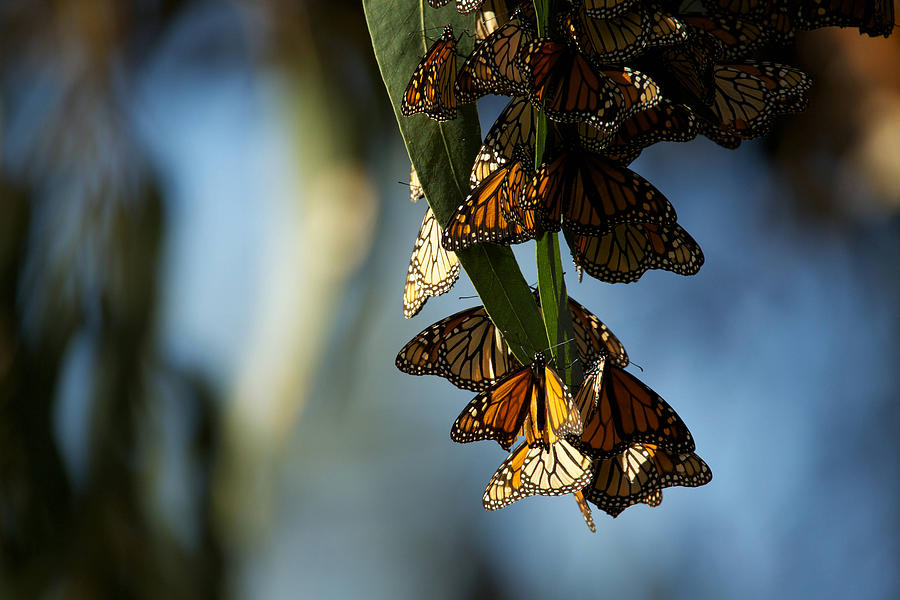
531,0,578,386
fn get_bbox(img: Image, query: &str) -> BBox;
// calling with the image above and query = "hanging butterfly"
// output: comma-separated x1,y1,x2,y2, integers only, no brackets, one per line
515,38,624,127
409,164,425,203
580,100,699,162
565,220,704,284
566,7,687,64
451,352,582,449
395,294,628,391
637,25,724,106
521,149,678,237
456,6,537,103
470,98,538,188
483,438,593,509
402,25,459,122
705,62,811,140
403,208,461,319
443,157,537,251
585,442,712,517
573,358,696,458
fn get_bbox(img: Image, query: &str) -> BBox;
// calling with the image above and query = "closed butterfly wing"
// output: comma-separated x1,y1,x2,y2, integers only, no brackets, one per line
402,25,459,122
457,11,536,103
566,6,649,63
403,208,460,319
409,164,425,203
567,221,704,284
483,439,593,509
597,100,699,161
576,361,696,457
567,297,629,367
444,161,537,252
470,98,537,188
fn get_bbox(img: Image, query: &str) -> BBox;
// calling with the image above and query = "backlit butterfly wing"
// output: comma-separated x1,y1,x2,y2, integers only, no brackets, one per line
396,296,627,389
396,305,517,392
567,221,704,284
451,355,581,449
707,62,811,139
682,14,771,60
402,25,459,122
596,100,699,162
403,208,461,319
474,0,509,40
576,360,696,457
470,98,538,188
409,165,424,203
567,296,629,367
457,10,537,103
483,438,593,509
445,159,538,252
566,7,649,63
586,443,712,517
601,68,662,124
516,39,623,127
527,151,678,236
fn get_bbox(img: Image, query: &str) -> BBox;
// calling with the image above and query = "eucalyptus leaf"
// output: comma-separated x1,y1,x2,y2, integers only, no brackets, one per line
364,0,549,363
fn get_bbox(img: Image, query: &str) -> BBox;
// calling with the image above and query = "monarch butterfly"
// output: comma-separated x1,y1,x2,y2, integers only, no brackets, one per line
443,158,536,251
451,353,583,449
601,68,662,126
566,221,704,284
566,7,687,64
681,14,772,61
456,7,536,103
483,438,593,510
402,25,459,122
396,294,629,390
427,0,488,16
706,62,811,140
470,98,538,188
573,358,696,458
516,39,624,127
403,208,460,319
585,442,712,517
523,150,678,237
581,100,699,162
409,165,424,203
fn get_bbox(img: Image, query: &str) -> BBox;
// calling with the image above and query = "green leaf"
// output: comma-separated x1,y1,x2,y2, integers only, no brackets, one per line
363,0,548,363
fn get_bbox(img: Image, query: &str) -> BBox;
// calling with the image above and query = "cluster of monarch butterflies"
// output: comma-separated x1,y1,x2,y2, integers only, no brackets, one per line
395,0,894,526
397,295,711,529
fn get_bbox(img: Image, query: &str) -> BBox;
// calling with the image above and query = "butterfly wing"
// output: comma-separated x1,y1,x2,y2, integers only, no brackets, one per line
586,443,712,517
402,26,459,122
451,363,535,448
403,208,461,319
483,439,593,509
444,162,536,252
395,305,519,391
567,221,704,284
578,362,696,457
573,490,597,532
568,297,629,367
